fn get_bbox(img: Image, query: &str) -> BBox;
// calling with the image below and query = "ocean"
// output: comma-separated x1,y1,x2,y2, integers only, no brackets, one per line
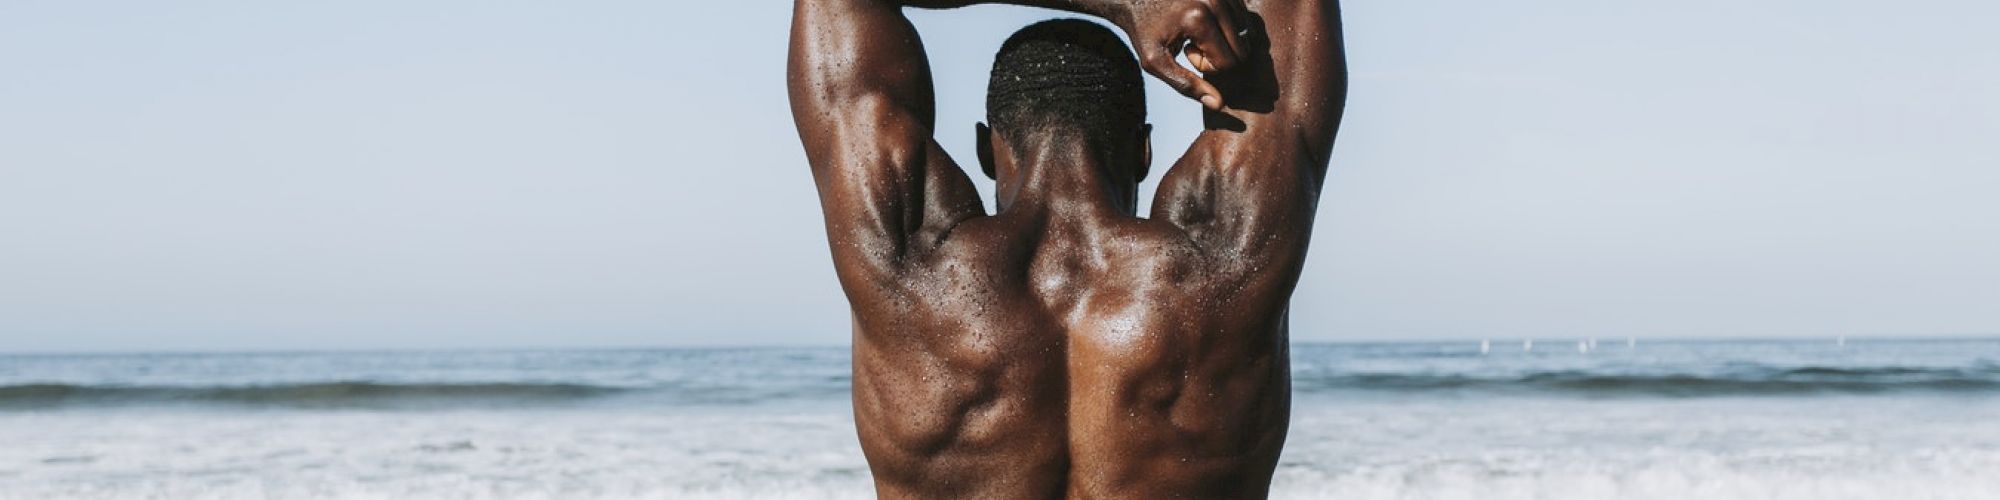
2,338,1997,499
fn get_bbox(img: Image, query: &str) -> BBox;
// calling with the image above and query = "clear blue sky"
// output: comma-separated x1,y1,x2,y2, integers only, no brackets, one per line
1,0,1994,351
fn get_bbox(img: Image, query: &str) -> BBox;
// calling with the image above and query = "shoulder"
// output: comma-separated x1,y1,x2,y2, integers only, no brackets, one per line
1092,220,1215,288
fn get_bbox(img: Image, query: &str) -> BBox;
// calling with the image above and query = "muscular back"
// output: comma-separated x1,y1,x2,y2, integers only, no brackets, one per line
788,0,1343,497
849,209,1293,498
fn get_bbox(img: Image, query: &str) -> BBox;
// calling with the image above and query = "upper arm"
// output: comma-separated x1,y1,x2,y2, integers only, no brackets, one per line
788,0,984,290
1151,0,1347,281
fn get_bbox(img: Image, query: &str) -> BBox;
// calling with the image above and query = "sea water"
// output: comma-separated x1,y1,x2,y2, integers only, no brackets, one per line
1,339,1997,499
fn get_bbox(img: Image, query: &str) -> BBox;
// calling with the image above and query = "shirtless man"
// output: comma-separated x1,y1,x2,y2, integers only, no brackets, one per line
788,0,1344,497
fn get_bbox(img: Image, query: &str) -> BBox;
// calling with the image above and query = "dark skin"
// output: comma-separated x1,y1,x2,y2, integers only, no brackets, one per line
788,0,1344,497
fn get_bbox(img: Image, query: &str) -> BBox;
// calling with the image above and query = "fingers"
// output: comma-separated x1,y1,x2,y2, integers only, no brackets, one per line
1206,2,1248,62
1218,0,1255,40
1201,0,1254,61
1140,48,1225,110
1180,6,1241,73
1135,0,1257,111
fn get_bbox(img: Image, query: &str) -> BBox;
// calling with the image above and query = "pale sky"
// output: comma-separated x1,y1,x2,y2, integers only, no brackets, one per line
1,0,1994,351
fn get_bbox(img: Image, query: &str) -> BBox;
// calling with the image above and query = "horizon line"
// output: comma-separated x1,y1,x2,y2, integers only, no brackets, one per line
3,333,1996,356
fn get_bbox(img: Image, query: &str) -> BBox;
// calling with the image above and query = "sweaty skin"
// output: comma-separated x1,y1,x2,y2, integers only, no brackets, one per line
788,0,1345,498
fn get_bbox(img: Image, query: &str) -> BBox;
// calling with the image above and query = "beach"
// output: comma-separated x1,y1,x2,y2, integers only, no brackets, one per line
2,339,1996,499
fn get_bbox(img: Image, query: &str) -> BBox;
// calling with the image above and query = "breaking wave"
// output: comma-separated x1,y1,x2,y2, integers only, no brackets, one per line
1294,365,2000,396
0,382,628,410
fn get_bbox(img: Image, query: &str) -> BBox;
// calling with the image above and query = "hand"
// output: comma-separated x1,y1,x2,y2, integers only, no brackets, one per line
1110,0,1252,110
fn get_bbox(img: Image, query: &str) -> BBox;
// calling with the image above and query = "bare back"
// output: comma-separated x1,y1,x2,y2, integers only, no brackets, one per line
849,210,1293,498
789,0,1344,498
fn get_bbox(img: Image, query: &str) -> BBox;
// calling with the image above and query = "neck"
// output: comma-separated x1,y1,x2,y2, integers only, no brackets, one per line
996,138,1135,220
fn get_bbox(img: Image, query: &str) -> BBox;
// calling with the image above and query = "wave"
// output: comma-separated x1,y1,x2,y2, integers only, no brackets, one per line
0,382,630,410
3,364,1993,410
1295,365,2000,397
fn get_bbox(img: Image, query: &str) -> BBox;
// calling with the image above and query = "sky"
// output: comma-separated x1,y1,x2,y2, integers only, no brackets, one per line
1,0,1994,352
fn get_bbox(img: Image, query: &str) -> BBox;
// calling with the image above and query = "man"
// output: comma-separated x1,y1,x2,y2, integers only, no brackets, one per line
788,0,1344,497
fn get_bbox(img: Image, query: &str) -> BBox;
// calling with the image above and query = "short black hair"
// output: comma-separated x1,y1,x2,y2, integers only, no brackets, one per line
986,19,1145,151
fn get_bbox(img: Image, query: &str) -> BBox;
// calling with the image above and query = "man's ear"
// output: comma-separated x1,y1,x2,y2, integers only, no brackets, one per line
976,122,996,180
1135,123,1154,183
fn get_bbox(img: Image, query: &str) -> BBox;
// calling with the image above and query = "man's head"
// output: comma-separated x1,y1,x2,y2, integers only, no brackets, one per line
978,19,1151,207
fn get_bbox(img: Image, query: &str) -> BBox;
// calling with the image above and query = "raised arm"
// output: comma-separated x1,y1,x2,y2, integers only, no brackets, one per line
788,0,987,290
1151,0,1347,284
789,0,1253,291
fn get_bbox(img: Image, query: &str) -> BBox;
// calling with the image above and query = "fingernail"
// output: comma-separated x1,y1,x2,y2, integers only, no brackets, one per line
1201,95,1221,109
